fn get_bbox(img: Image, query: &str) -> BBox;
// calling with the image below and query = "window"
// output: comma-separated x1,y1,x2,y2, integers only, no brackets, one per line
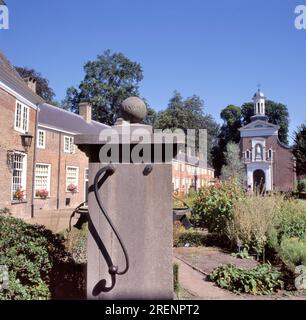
64,136,76,153
66,166,79,191
34,164,51,195
11,152,27,201
268,149,273,160
15,101,29,133
245,150,251,160
37,130,46,149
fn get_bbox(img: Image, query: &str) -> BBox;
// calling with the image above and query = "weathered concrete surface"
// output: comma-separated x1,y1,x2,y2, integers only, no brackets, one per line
87,163,173,300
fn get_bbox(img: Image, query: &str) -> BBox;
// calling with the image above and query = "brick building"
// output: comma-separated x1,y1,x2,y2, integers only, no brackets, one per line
0,51,108,218
172,151,215,196
0,52,44,219
34,102,108,213
239,89,295,192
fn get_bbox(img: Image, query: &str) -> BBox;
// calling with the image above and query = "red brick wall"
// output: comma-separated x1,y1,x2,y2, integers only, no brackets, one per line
266,136,295,191
0,87,37,219
240,135,295,191
34,127,89,212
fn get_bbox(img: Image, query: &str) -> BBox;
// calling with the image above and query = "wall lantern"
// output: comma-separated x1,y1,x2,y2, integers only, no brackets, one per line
21,132,33,152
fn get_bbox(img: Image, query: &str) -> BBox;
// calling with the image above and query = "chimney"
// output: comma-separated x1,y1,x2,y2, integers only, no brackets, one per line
79,102,92,123
24,77,37,93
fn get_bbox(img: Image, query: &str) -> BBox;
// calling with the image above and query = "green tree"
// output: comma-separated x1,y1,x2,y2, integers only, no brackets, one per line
62,50,143,125
220,105,242,144
154,91,219,165
15,66,55,103
293,123,306,176
241,100,289,145
212,105,241,177
221,142,245,185
144,107,157,126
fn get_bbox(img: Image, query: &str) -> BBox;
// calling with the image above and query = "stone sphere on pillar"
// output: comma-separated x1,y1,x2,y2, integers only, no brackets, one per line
120,97,147,123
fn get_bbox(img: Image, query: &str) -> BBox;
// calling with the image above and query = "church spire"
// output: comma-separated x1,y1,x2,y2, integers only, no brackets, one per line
251,88,268,122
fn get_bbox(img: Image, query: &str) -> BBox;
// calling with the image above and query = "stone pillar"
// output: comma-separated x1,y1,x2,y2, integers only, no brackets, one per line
75,97,178,300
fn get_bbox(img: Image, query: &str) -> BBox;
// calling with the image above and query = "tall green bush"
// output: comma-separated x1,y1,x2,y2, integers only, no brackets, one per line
227,196,280,257
0,216,70,300
277,238,306,272
193,179,244,234
269,199,306,245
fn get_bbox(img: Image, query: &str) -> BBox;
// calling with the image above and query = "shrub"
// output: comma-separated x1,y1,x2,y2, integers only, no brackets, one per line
270,199,306,243
174,230,207,247
63,225,88,264
173,191,197,211
277,238,306,272
173,222,207,247
0,215,71,300
209,263,283,295
227,196,280,257
297,180,306,193
193,179,244,234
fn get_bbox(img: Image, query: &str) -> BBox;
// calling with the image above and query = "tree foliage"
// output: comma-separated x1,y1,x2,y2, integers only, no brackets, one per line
212,105,241,176
221,142,245,186
154,91,220,164
241,100,289,145
62,50,143,125
293,122,306,176
15,66,55,103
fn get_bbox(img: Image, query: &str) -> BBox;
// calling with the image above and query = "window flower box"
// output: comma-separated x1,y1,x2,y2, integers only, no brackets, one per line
35,189,49,199
67,183,78,193
13,187,25,201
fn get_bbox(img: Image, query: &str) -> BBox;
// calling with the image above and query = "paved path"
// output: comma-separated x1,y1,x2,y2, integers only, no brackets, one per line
174,255,306,300
174,257,241,300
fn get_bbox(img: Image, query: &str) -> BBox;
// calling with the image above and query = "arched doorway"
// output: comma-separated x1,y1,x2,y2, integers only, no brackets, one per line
253,169,265,193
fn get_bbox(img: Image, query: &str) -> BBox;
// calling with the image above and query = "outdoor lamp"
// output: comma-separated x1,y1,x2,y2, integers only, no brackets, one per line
21,132,33,152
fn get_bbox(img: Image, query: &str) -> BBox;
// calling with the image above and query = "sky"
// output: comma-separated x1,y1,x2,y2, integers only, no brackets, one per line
1,0,306,143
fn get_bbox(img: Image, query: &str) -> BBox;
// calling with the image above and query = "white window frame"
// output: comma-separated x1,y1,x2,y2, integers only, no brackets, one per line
64,136,76,154
37,129,46,149
14,101,29,133
34,163,51,196
66,166,79,192
11,152,27,201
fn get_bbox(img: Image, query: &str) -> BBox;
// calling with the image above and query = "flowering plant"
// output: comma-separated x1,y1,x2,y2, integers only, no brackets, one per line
67,183,78,193
14,186,25,201
36,189,49,199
